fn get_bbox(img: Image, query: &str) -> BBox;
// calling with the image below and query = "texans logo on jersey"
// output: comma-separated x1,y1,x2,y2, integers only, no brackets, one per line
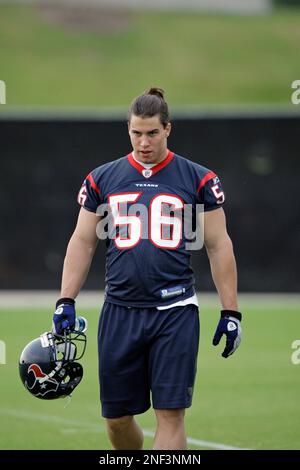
25,364,59,398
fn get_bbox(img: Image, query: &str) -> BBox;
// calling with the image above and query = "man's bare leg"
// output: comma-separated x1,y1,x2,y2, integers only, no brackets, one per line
106,415,143,450
153,409,186,450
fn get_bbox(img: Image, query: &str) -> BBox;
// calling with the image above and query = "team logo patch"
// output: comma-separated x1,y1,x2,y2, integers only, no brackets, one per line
142,169,152,179
227,321,237,332
54,307,63,315
25,364,59,397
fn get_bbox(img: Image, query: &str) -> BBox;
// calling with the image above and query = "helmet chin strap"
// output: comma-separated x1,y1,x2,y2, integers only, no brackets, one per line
38,362,63,384
63,395,72,408
38,331,76,384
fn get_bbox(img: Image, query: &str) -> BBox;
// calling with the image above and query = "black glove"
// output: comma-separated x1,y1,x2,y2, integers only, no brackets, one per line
212,310,242,358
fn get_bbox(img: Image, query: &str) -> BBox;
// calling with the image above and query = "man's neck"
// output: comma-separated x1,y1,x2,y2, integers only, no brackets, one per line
132,149,168,167
132,152,155,168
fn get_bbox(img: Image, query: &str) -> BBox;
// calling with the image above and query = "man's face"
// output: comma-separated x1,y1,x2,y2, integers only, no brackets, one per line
128,114,171,164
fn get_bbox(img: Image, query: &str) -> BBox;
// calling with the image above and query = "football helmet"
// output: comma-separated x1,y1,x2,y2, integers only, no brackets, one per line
19,330,87,400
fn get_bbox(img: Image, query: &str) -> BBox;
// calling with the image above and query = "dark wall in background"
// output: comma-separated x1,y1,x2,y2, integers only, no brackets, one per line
1,113,299,292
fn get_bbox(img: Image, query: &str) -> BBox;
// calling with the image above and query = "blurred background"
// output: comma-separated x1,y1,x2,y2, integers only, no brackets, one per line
0,0,300,453
0,0,300,292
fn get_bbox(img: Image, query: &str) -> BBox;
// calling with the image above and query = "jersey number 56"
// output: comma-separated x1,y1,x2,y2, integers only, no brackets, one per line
108,193,184,250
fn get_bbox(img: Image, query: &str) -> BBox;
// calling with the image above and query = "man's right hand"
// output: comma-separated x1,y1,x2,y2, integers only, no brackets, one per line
52,298,76,335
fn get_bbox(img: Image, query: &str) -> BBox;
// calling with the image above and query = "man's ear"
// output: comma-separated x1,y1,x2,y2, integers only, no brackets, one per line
165,122,171,137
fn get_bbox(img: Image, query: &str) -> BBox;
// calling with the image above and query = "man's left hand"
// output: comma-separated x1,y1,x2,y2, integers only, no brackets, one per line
212,310,242,358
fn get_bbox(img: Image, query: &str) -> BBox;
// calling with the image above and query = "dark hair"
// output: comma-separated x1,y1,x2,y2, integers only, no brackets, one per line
128,87,170,128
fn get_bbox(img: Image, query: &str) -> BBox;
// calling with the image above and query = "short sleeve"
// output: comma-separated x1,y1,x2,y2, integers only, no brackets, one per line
197,173,225,211
77,171,102,213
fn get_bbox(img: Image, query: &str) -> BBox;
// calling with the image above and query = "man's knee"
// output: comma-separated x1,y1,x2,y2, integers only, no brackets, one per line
106,415,133,435
155,409,185,425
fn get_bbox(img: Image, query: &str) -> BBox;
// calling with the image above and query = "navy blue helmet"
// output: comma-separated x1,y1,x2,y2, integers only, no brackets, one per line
19,330,86,399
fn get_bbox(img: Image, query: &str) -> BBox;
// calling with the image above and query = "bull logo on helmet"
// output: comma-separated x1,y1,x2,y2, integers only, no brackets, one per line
25,363,59,398
19,331,86,399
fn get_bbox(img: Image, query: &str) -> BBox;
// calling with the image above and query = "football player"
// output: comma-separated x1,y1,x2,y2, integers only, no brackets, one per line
53,88,242,450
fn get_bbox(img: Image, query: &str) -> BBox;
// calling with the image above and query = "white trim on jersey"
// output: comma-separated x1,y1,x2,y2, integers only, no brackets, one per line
157,293,199,310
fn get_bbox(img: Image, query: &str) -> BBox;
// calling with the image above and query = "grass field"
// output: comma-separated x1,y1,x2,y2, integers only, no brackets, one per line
0,300,299,450
0,4,300,107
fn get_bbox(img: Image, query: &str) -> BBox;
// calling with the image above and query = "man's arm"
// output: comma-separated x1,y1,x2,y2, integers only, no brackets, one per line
204,207,238,310
60,207,100,299
203,207,242,358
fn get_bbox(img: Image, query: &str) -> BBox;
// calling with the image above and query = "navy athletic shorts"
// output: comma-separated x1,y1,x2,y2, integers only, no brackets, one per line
98,301,200,419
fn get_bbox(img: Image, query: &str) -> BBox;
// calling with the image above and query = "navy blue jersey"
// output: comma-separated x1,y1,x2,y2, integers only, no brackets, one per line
77,151,225,307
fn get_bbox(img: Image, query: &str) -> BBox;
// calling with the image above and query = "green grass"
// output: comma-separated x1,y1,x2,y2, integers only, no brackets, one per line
0,5,300,107
0,303,299,450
